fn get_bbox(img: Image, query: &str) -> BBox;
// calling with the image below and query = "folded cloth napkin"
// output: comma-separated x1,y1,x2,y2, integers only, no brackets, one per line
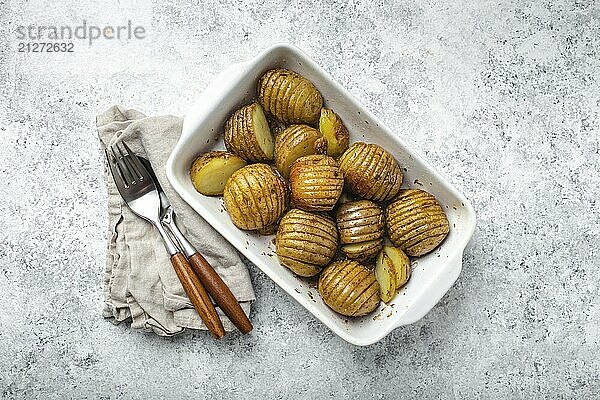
97,105,255,336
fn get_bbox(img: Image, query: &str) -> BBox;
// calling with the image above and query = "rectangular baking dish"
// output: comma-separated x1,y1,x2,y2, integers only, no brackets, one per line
166,43,476,346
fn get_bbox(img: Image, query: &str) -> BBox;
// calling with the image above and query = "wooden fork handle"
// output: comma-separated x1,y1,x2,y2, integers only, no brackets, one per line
170,253,225,338
189,253,253,334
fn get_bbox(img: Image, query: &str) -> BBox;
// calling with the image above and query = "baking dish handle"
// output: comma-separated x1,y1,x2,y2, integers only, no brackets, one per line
181,61,250,142
393,249,464,328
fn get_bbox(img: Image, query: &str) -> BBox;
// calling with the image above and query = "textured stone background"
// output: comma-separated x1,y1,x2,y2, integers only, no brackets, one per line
1,0,599,398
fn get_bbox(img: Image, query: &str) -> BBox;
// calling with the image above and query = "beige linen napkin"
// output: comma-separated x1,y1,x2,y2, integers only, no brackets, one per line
97,105,255,335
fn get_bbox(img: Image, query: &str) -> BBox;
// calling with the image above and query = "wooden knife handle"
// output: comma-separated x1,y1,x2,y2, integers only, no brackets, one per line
170,253,225,338
189,253,253,334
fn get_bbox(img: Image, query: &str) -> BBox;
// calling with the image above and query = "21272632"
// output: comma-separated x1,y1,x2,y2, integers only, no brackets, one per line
17,42,74,53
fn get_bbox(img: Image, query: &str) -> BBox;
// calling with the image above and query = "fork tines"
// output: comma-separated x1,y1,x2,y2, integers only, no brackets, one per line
106,142,146,189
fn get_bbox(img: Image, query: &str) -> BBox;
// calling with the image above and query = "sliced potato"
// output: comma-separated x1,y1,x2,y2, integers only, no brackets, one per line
257,69,323,125
339,142,403,202
275,209,338,277
374,254,398,303
341,239,383,261
318,260,380,317
319,108,349,157
189,151,247,196
224,102,274,162
386,189,449,256
289,155,344,211
381,246,411,288
336,200,384,244
274,124,327,178
336,200,384,260
223,164,288,231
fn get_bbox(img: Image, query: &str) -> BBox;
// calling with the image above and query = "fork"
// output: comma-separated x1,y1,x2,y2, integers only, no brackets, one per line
105,142,225,338
138,157,253,335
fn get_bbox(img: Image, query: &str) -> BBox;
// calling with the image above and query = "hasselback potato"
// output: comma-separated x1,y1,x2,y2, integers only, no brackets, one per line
336,200,384,261
274,124,327,178
319,108,349,157
275,209,338,277
289,155,344,212
386,189,449,256
257,68,323,125
189,151,247,196
338,142,403,202
223,164,287,231
318,260,380,317
224,102,274,162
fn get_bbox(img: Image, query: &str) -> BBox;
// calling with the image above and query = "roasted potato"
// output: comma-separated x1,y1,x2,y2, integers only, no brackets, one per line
383,246,411,288
338,142,403,202
274,124,327,178
189,151,247,196
275,209,338,277
257,68,323,125
386,189,449,256
319,108,349,157
336,200,384,261
223,164,287,231
375,246,411,303
224,102,274,162
289,155,344,212
318,260,380,317
375,253,397,304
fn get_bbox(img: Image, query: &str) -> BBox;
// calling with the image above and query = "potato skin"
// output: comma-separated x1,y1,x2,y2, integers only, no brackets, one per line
274,124,327,178
319,108,350,157
257,69,323,125
189,151,247,196
289,155,344,212
336,200,384,260
318,260,380,317
338,142,403,202
336,200,385,243
224,102,273,162
385,189,449,256
223,164,288,231
276,209,338,277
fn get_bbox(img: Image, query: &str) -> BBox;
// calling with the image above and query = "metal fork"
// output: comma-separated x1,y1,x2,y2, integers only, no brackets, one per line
138,157,253,334
105,142,225,338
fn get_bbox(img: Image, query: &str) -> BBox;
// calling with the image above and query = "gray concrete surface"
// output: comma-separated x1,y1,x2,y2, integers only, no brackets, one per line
1,0,599,398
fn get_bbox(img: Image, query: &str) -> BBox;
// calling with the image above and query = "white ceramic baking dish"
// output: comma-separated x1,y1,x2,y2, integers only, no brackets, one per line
166,43,476,346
